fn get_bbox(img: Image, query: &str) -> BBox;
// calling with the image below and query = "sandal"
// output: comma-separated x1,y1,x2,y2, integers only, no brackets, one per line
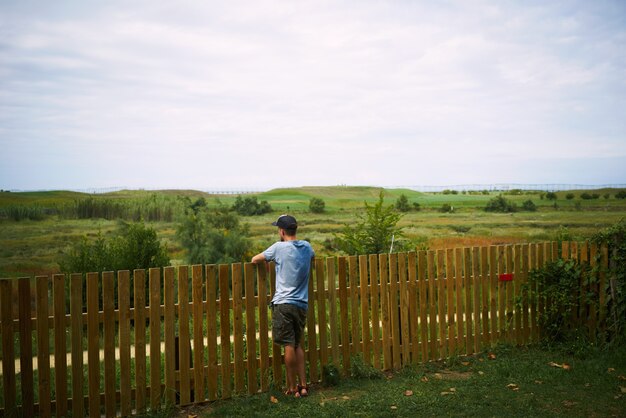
297,384,309,397
285,388,301,398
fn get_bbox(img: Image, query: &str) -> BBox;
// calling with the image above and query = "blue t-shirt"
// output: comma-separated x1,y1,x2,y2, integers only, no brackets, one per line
263,240,315,309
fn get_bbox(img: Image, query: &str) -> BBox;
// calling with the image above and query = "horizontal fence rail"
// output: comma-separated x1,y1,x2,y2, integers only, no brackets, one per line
0,241,609,417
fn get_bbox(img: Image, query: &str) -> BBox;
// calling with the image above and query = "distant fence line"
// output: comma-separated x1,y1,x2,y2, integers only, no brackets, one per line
0,241,610,417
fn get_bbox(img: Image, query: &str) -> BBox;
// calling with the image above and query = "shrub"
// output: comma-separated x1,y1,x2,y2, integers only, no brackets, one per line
616,190,626,199
309,197,326,213
545,192,557,200
335,191,405,255
440,203,453,213
484,195,517,213
521,199,537,212
59,220,169,273
412,202,421,211
442,189,458,195
395,194,410,212
521,259,588,343
350,354,383,379
566,193,575,200
232,196,272,216
580,192,593,200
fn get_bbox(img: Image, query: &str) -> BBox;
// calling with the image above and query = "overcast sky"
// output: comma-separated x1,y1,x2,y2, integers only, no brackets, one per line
1,0,625,191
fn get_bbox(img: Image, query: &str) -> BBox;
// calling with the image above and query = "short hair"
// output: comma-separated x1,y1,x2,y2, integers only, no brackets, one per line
283,227,297,237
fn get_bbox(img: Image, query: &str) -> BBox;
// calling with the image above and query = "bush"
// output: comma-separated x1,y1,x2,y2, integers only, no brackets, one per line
521,259,588,343
593,220,626,343
412,202,421,211
566,193,575,200
442,189,458,195
545,192,557,200
484,195,517,213
616,190,626,199
395,194,410,212
309,197,326,213
232,195,272,216
350,354,383,379
521,199,537,212
59,220,169,273
440,203,453,213
580,192,593,200
335,191,405,255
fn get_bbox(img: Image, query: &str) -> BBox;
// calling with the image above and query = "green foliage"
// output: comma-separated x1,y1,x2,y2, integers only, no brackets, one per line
335,191,404,255
593,219,626,343
442,189,458,195
521,259,588,343
322,364,341,387
394,194,410,212
309,197,326,214
350,354,383,379
484,195,517,213
440,203,453,213
0,205,47,221
232,196,272,216
177,200,252,264
59,221,169,273
521,199,537,212
566,193,575,200
616,190,626,199
412,202,421,211
545,191,558,200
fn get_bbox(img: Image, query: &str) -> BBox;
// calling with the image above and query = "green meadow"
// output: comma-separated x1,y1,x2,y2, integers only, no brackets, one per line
1,186,625,278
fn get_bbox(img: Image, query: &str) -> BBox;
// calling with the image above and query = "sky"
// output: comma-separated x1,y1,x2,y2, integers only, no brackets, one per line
1,0,625,191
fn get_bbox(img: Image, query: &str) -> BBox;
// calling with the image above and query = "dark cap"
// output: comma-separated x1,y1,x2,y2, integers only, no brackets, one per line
272,214,298,229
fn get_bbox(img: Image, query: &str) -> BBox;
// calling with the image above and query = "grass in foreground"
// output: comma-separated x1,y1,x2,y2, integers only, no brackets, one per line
175,343,626,418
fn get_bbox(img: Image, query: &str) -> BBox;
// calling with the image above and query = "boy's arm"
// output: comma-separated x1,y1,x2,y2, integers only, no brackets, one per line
251,252,266,263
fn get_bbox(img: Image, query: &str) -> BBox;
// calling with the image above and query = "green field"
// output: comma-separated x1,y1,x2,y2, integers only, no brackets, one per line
1,187,625,278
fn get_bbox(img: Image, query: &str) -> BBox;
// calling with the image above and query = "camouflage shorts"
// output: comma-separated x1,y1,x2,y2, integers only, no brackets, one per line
271,303,307,347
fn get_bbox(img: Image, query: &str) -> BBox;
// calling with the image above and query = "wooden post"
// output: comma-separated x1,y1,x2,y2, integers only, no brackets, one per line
359,255,371,365
192,265,205,401
389,253,401,368
472,247,481,354
0,279,17,415
378,254,391,370
164,267,176,404
445,249,456,356
317,258,329,368
436,250,447,359
338,257,351,373
86,273,100,418
133,269,147,412
149,268,162,409
455,248,464,352
328,258,341,368
245,263,258,394
70,273,84,418
408,251,419,364
179,265,191,404
427,251,438,359
369,255,381,369
398,253,410,366
102,271,116,416
307,262,319,383
417,251,429,363
232,263,245,393
219,264,232,399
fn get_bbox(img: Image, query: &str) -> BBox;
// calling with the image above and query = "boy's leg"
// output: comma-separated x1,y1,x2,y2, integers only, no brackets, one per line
296,345,308,395
284,344,298,393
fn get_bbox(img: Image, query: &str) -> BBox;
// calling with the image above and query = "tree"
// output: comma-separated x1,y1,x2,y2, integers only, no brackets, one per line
177,202,251,264
309,197,326,213
335,192,404,255
395,194,410,212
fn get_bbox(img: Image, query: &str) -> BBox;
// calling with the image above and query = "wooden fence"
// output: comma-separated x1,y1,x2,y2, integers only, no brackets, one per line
0,241,609,417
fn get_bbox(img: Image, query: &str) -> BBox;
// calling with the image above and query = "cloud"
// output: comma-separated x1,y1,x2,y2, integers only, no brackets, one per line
0,0,625,189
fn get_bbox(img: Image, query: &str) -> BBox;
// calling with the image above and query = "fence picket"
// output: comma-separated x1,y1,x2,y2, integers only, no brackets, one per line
232,263,245,393
463,248,473,353
328,258,341,367
408,251,419,364
307,261,319,383
589,243,598,341
317,258,329,368
52,273,68,416
149,268,162,408
472,247,481,354
338,257,351,373
436,250,447,359
521,245,530,345
245,263,258,394
378,254,391,370
257,264,269,393
427,251,437,359
219,264,232,399
417,251,429,362
513,245,523,346
86,273,100,417
179,265,191,404
192,265,206,401
270,264,282,388
164,267,176,404
480,247,490,347
529,244,538,342
359,255,371,365
134,269,147,412
118,270,132,416
348,256,360,357
70,273,84,418
489,246,498,343
206,265,219,400
445,249,456,356
389,253,401,368
369,254,381,369
36,276,51,418
103,271,116,417
0,279,16,414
